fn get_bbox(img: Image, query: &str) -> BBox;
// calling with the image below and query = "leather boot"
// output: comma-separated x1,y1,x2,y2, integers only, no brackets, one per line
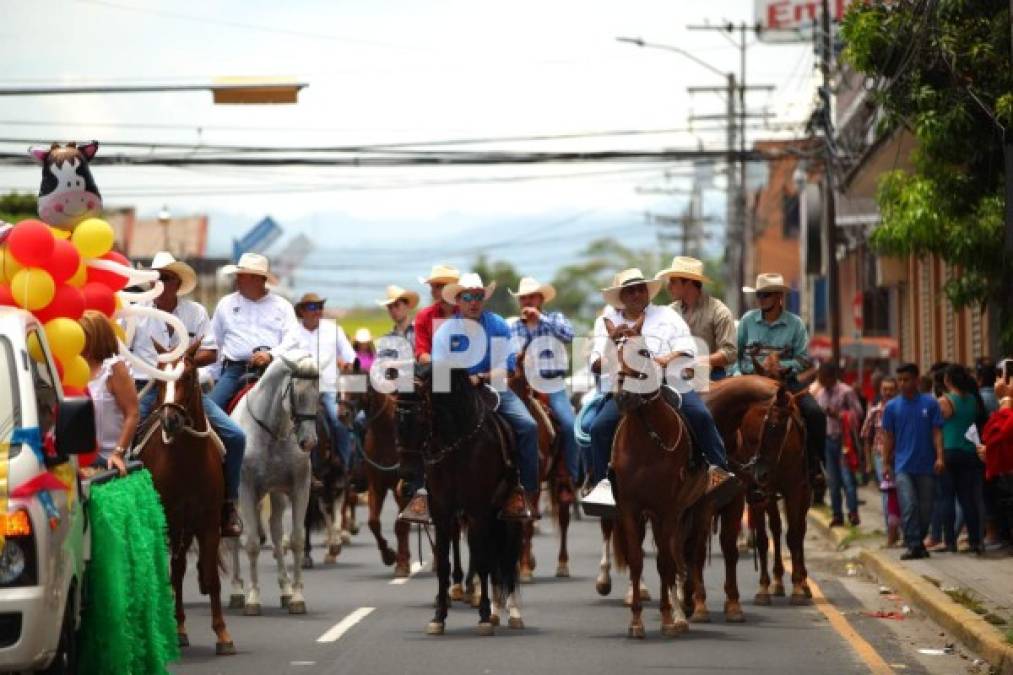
397,487,433,525
498,486,535,521
705,466,741,508
221,500,243,538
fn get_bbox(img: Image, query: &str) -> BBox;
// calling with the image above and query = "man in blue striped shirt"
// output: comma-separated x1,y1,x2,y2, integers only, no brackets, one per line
509,277,579,500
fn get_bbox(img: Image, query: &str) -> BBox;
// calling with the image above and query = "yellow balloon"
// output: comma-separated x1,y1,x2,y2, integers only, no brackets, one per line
71,218,114,259
44,318,86,362
48,225,71,241
112,321,126,342
62,355,90,389
27,331,46,362
0,246,23,284
10,267,55,311
67,261,87,288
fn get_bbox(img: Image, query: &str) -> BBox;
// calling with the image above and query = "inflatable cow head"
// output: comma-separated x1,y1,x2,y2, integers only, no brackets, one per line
30,142,103,229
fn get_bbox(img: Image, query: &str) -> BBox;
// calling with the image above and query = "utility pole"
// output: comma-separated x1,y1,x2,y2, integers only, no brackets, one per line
817,0,842,368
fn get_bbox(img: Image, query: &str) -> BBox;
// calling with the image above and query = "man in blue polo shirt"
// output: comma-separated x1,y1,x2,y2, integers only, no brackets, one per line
881,362,946,560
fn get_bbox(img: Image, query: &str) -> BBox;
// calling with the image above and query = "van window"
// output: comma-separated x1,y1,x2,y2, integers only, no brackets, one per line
26,329,59,437
0,336,19,443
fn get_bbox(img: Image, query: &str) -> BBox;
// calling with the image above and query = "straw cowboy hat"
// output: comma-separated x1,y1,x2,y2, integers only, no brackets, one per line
221,252,278,285
294,292,326,316
743,272,790,295
509,276,556,304
353,327,373,343
441,272,497,305
418,263,461,286
654,256,712,284
601,268,662,309
375,285,420,310
150,251,197,295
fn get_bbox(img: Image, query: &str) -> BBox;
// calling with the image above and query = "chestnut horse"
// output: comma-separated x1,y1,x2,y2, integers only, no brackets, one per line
509,345,573,582
397,365,523,635
137,342,234,655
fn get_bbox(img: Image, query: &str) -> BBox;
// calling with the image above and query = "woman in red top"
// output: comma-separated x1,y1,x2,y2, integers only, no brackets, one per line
980,378,1013,547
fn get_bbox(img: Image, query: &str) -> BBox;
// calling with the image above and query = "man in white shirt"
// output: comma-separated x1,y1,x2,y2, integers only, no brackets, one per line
586,268,735,505
130,252,247,537
293,293,353,469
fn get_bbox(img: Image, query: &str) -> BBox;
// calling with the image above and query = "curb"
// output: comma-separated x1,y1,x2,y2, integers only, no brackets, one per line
807,510,1013,675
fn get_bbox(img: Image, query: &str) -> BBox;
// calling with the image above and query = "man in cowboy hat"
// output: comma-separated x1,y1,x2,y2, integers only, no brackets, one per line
586,268,736,508
656,256,737,381
413,264,460,363
399,273,539,523
737,272,827,486
293,292,354,471
376,285,419,360
509,276,579,502
129,251,247,537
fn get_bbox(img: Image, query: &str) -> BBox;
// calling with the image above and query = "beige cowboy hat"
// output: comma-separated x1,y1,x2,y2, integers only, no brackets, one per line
509,276,556,304
654,255,712,284
221,252,279,285
743,272,790,295
601,268,662,309
294,292,326,316
375,285,420,310
150,251,197,295
353,327,373,343
418,263,461,286
441,272,497,305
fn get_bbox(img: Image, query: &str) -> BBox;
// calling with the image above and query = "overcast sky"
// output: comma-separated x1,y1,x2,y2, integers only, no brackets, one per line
0,0,816,305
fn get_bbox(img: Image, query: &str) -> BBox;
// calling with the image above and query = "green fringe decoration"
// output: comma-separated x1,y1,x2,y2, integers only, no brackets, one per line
79,469,179,675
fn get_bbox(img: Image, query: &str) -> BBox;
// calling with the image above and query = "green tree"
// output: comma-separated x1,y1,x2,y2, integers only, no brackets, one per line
842,0,1013,350
472,254,522,318
0,192,38,224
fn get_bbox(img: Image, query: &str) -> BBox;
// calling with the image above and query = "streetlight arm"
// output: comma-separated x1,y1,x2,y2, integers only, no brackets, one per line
615,36,729,80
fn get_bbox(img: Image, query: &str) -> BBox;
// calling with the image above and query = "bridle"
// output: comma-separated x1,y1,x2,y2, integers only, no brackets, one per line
613,333,686,453
734,395,803,491
248,367,319,440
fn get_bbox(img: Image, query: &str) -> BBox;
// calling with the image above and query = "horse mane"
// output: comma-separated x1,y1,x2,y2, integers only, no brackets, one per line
431,368,482,443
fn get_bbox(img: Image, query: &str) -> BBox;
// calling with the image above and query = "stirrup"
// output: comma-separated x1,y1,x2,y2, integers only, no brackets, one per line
580,478,616,518
398,488,433,525
705,467,740,508
498,488,536,521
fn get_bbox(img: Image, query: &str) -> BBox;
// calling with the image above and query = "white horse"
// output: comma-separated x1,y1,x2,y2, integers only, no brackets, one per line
226,353,320,615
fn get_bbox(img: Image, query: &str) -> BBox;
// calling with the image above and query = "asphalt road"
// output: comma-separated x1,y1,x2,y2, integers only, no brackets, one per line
169,498,975,675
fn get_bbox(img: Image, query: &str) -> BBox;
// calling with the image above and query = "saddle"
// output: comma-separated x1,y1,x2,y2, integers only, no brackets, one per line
226,381,257,415
657,385,704,470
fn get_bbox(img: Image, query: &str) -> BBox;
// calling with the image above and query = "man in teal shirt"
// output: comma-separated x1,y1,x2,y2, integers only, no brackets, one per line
737,273,827,487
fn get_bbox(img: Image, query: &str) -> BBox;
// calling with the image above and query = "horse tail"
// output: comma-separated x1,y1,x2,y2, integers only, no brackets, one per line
489,516,522,597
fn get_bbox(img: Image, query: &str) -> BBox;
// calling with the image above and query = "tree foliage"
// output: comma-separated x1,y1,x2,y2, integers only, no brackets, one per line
0,192,38,224
841,0,1013,349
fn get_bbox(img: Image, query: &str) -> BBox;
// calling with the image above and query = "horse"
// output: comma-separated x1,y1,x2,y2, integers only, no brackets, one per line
508,345,573,582
226,352,320,616
603,316,710,639
396,364,523,635
303,409,344,569
137,341,235,655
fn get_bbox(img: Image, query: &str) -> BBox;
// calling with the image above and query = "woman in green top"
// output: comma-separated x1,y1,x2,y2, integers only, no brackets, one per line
937,364,988,553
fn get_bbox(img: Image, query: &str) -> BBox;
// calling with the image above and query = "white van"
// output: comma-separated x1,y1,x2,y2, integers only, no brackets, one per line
0,307,96,674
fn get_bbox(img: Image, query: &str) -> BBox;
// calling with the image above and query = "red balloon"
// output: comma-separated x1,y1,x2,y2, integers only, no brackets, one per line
85,251,131,292
0,284,13,307
82,282,116,317
46,238,81,285
34,285,86,323
8,220,55,267
62,385,86,397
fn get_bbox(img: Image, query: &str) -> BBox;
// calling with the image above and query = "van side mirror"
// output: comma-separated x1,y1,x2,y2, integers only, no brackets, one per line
55,397,96,456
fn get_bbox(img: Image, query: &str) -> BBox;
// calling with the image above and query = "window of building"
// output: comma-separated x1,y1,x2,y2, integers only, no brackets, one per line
782,193,800,239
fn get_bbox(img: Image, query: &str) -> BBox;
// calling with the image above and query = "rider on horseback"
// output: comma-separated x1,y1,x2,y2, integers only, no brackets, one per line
130,251,248,537
209,253,302,536
413,264,461,365
736,273,827,489
585,268,737,509
376,285,419,358
399,273,539,523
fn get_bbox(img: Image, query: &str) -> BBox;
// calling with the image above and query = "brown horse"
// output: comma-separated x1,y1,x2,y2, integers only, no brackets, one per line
397,365,523,635
509,346,574,582
138,341,234,655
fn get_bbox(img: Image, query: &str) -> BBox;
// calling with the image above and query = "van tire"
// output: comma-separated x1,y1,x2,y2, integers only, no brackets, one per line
42,591,77,675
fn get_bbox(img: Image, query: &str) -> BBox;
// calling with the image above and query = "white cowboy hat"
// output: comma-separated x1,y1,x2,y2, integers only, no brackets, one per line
221,252,279,285
509,276,556,304
441,272,497,305
150,251,197,296
601,268,662,309
743,272,790,295
418,263,461,286
375,285,420,310
654,256,712,284
353,327,373,343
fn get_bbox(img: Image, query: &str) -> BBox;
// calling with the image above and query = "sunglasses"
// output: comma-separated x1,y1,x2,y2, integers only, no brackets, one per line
756,291,777,300
158,273,180,284
459,291,485,303
301,302,324,311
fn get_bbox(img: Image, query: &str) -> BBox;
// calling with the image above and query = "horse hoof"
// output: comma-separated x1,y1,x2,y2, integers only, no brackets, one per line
470,595,481,609
302,556,314,570
627,624,646,639
754,593,771,606
289,600,307,615
790,593,810,606
640,588,651,602
244,603,262,616
449,584,465,602
328,543,342,557
426,621,445,635
508,617,525,629
381,549,397,566
280,595,292,609
477,622,495,636
177,633,189,648
340,531,352,544
216,641,237,656
229,594,245,610
324,554,338,565
555,564,570,578
350,524,361,535
394,564,410,578
725,610,746,623
803,585,812,599
689,609,710,624
662,621,688,637
596,579,612,596
519,569,533,584
490,614,500,626
771,583,786,597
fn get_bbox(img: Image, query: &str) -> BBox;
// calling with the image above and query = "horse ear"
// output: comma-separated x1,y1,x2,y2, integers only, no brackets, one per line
751,355,765,377
151,338,167,355
602,318,616,337
185,338,202,358
775,385,790,406
632,313,645,334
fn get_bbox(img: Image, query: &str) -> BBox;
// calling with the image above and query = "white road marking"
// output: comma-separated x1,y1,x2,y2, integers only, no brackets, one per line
290,662,316,667
316,607,375,643
388,560,426,585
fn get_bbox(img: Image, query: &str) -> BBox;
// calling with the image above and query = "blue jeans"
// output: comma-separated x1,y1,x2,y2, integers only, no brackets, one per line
209,362,248,411
546,389,579,483
137,381,158,421
589,396,621,484
825,435,858,518
944,450,985,548
896,472,935,551
496,389,540,493
319,392,352,467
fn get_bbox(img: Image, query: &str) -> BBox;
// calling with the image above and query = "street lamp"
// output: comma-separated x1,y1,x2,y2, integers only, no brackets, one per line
0,78,308,104
615,36,729,80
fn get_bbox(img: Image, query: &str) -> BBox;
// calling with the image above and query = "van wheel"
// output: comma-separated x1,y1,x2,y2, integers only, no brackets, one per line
43,594,77,675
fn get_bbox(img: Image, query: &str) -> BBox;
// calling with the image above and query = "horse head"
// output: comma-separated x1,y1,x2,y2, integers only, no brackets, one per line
752,384,805,491
395,363,433,456
278,352,320,453
603,315,655,412
750,347,793,383
153,339,202,436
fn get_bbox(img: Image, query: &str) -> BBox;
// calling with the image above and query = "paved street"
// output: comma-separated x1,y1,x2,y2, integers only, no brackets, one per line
170,498,980,675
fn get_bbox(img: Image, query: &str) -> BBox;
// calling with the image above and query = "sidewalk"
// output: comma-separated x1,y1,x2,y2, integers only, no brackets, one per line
809,480,1013,674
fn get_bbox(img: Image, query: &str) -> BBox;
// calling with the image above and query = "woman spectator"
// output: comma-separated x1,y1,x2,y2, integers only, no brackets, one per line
81,310,138,476
981,371,1013,547
937,364,988,554
862,376,901,546
352,327,376,372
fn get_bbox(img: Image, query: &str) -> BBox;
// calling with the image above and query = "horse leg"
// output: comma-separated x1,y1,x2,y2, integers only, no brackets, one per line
241,489,263,615
769,501,786,597
449,517,465,602
686,512,710,623
171,531,190,647
785,490,812,604
268,492,293,609
469,522,494,635
322,494,341,564
426,515,452,635
367,483,397,569
519,521,534,583
339,490,353,544
596,519,613,596
655,519,679,637
393,499,412,578
288,479,310,615
302,502,314,570
197,526,235,655
752,505,772,606
227,536,245,609
556,493,571,578
623,514,646,639
721,498,746,622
